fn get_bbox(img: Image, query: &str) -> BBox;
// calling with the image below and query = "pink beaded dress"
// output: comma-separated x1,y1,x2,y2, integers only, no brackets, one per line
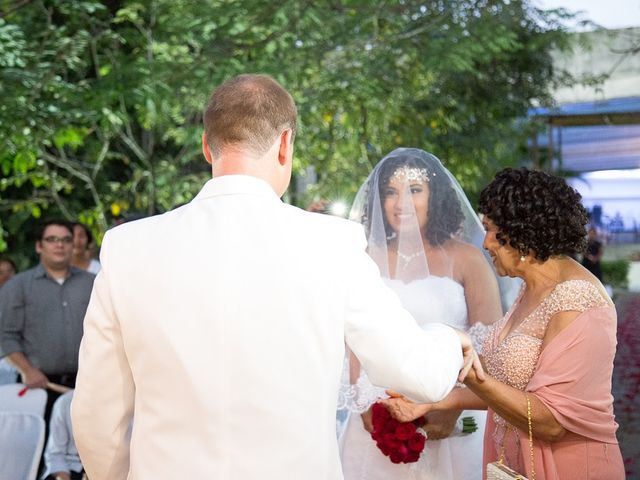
482,280,625,479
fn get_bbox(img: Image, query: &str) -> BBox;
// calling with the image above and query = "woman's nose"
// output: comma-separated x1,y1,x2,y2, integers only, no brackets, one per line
395,190,410,209
482,234,490,251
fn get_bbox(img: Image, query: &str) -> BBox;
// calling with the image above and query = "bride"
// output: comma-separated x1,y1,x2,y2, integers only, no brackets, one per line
339,148,504,479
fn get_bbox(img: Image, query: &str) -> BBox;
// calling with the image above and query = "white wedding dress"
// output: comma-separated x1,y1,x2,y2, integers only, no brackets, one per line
340,276,485,480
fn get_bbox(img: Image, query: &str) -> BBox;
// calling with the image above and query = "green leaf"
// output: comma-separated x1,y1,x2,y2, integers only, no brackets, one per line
53,127,88,150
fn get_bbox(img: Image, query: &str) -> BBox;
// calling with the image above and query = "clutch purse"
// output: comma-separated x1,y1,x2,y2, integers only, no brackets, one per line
486,460,528,480
486,395,535,480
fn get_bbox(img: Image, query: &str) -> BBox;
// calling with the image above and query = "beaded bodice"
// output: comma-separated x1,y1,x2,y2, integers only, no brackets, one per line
483,279,608,394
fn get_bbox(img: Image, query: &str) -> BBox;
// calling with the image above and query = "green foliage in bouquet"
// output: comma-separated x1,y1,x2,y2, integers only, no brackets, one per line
460,416,478,434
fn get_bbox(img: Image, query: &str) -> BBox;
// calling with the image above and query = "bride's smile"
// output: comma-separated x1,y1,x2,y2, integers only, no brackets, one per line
383,175,430,235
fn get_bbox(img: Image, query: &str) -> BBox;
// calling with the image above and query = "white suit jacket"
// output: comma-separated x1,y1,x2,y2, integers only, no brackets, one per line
72,175,462,480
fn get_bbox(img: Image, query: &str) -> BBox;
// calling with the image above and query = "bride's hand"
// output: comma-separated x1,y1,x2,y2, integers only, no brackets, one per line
360,406,374,433
380,391,433,422
423,409,462,440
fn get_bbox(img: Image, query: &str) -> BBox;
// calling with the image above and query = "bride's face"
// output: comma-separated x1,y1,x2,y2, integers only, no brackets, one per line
382,174,429,236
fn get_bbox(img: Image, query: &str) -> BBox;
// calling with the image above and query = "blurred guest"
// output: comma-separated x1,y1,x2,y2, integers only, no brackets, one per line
306,199,329,213
0,255,18,384
581,227,603,281
71,223,100,274
0,219,95,419
42,390,86,480
0,257,16,287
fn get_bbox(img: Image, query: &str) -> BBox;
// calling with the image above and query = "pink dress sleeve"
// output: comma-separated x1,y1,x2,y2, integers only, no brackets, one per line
519,306,624,480
526,306,619,443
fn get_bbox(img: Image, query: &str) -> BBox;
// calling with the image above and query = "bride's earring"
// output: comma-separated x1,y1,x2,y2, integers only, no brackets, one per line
520,255,526,262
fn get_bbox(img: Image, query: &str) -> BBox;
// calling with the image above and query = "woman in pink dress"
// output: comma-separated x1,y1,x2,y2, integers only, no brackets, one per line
383,168,624,479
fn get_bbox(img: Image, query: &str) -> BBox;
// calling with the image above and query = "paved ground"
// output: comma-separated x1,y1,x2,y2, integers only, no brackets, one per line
612,292,640,479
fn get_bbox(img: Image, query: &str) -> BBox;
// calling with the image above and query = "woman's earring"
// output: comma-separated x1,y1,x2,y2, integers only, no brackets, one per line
520,255,526,262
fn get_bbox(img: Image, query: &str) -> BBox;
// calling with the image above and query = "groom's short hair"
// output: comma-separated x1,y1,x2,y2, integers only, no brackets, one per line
203,74,297,159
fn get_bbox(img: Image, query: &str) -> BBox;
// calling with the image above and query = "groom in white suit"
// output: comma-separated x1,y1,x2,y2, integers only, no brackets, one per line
71,74,482,480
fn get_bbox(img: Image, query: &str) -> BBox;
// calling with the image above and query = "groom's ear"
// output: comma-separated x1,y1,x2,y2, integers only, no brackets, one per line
278,128,293,167
202,133,214,165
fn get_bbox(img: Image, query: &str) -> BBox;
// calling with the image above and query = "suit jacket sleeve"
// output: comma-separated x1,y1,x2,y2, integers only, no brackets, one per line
342,223,462,403
71,231,134,480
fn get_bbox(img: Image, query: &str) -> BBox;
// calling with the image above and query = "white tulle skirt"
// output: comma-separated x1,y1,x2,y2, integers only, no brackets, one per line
340,409,486,480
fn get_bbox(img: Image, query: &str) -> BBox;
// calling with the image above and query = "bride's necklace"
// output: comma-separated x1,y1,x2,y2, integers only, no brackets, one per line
396,249,423,266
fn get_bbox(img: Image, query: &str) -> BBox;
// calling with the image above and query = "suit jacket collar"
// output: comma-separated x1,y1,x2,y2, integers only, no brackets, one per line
194,175,281,202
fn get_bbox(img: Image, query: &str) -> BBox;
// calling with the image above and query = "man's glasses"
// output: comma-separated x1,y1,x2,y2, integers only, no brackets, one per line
42,236,73,245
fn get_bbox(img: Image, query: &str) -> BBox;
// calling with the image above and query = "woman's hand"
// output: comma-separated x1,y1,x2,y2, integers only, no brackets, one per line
423,410,463,440
380,391,433,422
463,361,482,387
454,329,485,382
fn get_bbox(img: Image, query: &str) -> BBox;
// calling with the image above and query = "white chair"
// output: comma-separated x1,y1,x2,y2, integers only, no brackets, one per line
0,412,46,480
0,358,18,385
0,383,47,417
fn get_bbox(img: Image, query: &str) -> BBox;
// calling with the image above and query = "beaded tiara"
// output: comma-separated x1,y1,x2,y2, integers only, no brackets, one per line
391,165,434,183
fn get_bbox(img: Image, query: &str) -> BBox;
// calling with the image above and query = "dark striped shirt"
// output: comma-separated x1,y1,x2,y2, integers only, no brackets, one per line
0,264,95,375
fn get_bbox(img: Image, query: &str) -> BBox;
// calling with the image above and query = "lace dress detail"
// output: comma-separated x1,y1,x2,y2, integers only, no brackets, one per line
482,279,609,431
337,357,385,413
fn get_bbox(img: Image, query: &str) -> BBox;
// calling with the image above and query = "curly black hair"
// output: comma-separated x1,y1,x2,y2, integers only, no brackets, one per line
366,150,464,246
478,168,588,261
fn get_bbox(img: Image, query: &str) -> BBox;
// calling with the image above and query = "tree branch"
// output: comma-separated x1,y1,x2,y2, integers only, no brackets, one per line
0,0,35,18
92,139,110,180
41,158,73,220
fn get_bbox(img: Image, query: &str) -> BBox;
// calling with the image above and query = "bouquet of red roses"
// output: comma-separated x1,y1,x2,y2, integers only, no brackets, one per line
370,402,427,464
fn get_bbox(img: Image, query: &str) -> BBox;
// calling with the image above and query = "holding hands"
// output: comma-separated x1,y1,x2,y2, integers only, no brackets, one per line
454,328,485,383
380,393,464,440
381,391,433,422
381,328,484,433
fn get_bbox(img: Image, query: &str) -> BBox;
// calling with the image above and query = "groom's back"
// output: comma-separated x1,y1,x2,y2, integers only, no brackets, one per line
99,178,359,479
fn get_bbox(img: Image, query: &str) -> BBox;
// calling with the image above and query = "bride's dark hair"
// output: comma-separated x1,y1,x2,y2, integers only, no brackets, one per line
363,149,464,246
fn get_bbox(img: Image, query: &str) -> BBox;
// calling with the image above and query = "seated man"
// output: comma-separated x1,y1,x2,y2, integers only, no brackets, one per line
42,390,85,480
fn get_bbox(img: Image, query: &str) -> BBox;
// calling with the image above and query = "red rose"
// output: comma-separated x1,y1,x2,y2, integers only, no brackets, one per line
369,402,427,464
382,433,401,450
405,451,421,463
395,422,416,440
371,403,389,424
389,449,404,464
398,444,409,457
380,418,398,433
413,416,426,428
408,432,426,452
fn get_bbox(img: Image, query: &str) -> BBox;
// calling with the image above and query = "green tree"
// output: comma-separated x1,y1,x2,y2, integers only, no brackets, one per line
0,0,575,266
